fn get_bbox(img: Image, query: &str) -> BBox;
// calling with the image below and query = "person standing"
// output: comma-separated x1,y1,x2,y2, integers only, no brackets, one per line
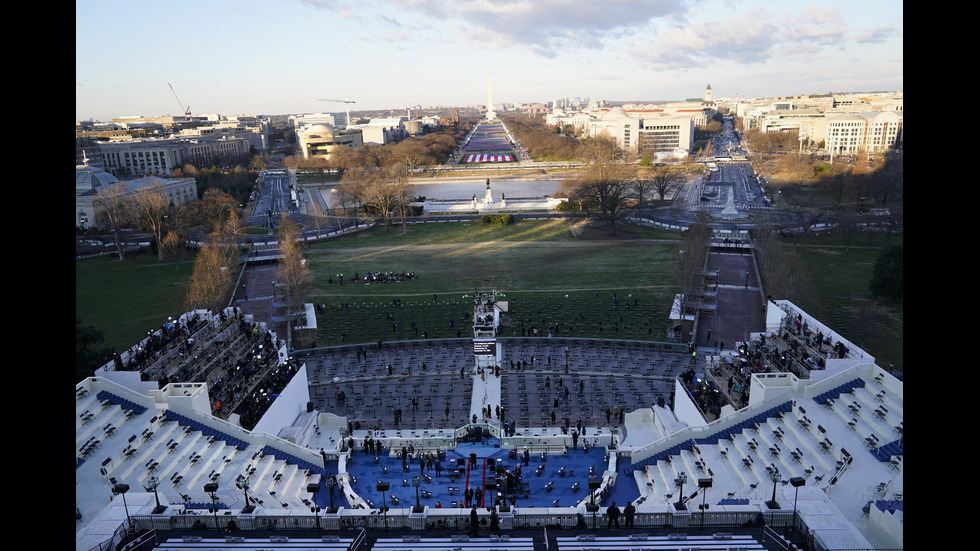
606,501,621,529
489,508,500,535
469,506,480,536
624,501,635,528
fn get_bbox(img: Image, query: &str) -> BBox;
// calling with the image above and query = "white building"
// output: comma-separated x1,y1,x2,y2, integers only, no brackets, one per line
290,112,346,129
350,117,407,145
295,124,363,161
96,136,251,178
736,91,903,154
826,111,903,156
75,158,196,229
549,106,694,156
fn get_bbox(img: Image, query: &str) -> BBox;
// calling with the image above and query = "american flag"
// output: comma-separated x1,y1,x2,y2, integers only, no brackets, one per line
464,154,513,163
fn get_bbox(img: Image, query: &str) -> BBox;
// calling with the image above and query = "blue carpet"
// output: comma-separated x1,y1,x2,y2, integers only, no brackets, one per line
606,456,639,507
345,443,608,509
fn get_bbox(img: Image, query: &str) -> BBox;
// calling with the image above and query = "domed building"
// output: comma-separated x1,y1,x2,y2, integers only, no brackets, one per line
76,157,120,196
296,123,363,161
75,154,196,229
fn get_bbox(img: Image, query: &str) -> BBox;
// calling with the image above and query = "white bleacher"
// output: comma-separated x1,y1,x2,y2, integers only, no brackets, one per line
77,332,902,551
625,366,903,528
556,533,765,550
372,535,535,551
154,535,352,550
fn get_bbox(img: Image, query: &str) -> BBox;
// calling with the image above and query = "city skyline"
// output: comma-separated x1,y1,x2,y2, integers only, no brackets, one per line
75,0,903,122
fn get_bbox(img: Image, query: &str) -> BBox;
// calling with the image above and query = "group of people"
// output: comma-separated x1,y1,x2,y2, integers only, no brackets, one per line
326,271,418,286
604,500,637,529
468,504,501,537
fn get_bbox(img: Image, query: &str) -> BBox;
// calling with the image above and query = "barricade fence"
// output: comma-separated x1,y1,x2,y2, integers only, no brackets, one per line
132,509,797,533
127,510,903,551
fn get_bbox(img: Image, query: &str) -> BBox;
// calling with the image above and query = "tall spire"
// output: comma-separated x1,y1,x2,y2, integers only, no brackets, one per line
486,74,496,121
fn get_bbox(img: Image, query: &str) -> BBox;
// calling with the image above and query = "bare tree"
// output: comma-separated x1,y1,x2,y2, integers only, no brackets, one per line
864,160,903,206
361,143,394,169
783,195,834,242
394,139,431,173
184,234,231,311
159,230,186,271
304,200,332,236
834,212,861,251
336,168,371,229
92,184,134,261
384,163,417,235
184,211,243,310
184,188,241,233
216,211,244,271
646,164,685,201
275,214,312,350
131,182,171,260
250,153,268,172
361,165,414,233
752,220,815,305
563,136,636,236
816,164,855,207
327,145,360,176
675,211,714,332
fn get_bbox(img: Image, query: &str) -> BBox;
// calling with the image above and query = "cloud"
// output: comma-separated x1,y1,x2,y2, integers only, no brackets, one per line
632,5,868,71
303,0,689,56
298,0,356,18
853,26,899,45
635,9,779,70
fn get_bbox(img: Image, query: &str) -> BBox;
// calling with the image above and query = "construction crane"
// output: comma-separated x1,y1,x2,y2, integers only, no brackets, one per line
168,83,191,121
317,97,355,128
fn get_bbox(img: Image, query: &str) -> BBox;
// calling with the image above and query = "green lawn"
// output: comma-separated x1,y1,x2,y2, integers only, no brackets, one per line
76,219,903,375
306,219,680,295
76,252,196,355
788,235,904,373
303,219,682,345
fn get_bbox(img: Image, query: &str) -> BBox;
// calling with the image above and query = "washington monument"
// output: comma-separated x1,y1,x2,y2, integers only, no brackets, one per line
486,73,496,121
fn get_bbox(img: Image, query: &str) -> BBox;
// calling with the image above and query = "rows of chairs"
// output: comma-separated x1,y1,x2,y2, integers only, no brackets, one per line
162,410,249,451
632,400,843,503
816,378,903,463
813,378,866,406
95,390,148,416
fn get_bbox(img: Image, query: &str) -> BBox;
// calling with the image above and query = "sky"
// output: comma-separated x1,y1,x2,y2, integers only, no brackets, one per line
75,0,902,121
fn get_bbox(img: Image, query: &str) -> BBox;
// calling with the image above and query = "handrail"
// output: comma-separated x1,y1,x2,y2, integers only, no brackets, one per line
349,527,367,551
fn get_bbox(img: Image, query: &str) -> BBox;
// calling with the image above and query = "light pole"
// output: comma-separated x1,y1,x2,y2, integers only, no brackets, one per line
204,482,220,532
789,477,805,539
236,477,254,514
112,483,131,535
766,471,781,510
308,482,322,529
698,478,712,528
674,472,688,510
412,475,424,513
144,476,167,514
377,481,390,529
587,479,602,530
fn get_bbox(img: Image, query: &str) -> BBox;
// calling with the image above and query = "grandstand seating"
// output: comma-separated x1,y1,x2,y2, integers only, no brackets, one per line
556,533,765,550
160,410,249,450
372,535,534,551
154,535,353,550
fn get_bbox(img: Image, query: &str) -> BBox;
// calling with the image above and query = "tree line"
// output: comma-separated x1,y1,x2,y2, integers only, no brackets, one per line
276,124,474,174
555,134,696,236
